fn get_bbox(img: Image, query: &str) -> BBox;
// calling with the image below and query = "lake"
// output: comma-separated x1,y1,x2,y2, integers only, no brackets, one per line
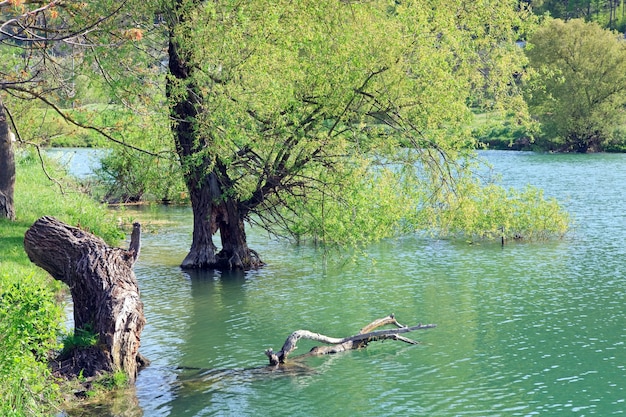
59,150,625,416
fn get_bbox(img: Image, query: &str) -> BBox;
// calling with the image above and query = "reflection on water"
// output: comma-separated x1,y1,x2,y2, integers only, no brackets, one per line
62,151,626,416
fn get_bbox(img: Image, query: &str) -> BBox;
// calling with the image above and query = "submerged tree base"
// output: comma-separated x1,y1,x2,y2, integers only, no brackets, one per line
181,247,265,271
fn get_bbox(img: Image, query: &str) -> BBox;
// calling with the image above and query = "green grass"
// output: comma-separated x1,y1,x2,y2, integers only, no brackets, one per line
469,111,536,150
59,325,99,359
0,149,124,417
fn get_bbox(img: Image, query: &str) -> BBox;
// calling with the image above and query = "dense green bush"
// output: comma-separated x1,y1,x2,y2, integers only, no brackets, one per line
471,113,536,150
424,183,570,241
95,146,186,204
0,272,63,417
524,18,626,152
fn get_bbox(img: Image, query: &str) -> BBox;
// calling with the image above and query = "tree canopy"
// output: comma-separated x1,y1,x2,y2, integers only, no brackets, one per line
164,0,568,270
1,0,571,268
0,0,179,215
524,18,626,152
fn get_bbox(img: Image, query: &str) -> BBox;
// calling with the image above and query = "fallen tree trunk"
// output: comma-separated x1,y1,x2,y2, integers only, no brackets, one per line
24,216,147,382
265,314,436,366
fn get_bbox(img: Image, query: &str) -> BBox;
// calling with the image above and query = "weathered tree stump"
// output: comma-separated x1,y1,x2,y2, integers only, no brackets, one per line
24,216,147,382
265,314,436,366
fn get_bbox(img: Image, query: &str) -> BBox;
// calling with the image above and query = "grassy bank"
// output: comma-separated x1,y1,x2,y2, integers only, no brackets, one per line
0,149,123,416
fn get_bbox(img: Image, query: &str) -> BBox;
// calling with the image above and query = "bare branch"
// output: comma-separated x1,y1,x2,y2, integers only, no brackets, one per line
265,314,436,366
4,104,66,192
5,85,159,156
1,0,129,44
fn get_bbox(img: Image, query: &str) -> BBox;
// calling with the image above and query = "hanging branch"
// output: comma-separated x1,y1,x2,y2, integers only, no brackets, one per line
265,314,436,366
5,85,159,156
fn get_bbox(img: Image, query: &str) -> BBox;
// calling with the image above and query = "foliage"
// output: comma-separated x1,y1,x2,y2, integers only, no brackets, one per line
93,112,185,204
272,158,422,246
163,0,566,253
523,18,626,152
530,0,595,20
0,272,63,417
471,111,537,150
94,371,129,390
0,0,151,93
59,324,99,358
529,0,625,29
422,182,569,241
4,101,120,148
277,151,569,245
1,0,161,150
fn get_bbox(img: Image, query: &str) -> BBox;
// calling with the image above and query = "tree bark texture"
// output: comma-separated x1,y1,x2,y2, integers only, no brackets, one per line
265,314,436,366
24,216,146,381
213,185,264,270
0,97,16,220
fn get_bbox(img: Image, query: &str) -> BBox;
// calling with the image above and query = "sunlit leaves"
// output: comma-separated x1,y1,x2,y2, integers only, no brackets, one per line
270,157,422,245
421,182,569,241
524,18,626,152
0,274,63,416
166,0,568,245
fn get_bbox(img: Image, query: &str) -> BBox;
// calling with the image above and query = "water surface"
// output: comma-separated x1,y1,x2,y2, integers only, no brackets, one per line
65,151,626,416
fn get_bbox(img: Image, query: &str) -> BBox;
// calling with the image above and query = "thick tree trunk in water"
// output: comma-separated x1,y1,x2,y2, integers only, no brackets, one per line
0,98,16,221
181,177,264,271
181,179,218,269
24,217,147,382
265,314,436,366
167,25,220,270
214,196,264,270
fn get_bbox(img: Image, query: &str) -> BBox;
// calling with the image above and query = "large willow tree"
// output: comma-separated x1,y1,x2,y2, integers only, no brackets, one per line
165,0,566,270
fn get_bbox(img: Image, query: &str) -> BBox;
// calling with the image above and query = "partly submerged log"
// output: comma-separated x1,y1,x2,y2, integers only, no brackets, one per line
265,314,436,366
24,216,147,382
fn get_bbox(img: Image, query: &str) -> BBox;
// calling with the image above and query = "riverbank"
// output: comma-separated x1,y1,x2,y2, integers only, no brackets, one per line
0,150,125,416
471,111,626,153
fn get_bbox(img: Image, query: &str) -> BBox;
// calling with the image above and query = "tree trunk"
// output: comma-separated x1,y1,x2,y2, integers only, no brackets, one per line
214,193,264,270
0,97,16,221
265,314,436,366
24,216,147,382
167,11,262,272
181,175,218,269
167,15,220,270
181,171,264,271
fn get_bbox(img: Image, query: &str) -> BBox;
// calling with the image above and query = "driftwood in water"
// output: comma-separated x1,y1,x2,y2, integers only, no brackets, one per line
24,216,147,382
265,314,436,366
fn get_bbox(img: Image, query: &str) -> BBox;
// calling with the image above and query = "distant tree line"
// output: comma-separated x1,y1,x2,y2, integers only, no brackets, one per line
529,0,626,29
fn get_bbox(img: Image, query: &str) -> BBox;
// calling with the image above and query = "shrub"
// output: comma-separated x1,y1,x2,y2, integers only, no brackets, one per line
0,272,63,417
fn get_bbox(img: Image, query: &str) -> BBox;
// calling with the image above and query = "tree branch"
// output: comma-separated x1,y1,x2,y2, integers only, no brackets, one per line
5,85,159,156
265,314,435,366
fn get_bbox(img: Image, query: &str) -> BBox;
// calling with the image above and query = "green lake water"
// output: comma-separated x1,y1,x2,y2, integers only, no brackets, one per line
62,151,625,416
